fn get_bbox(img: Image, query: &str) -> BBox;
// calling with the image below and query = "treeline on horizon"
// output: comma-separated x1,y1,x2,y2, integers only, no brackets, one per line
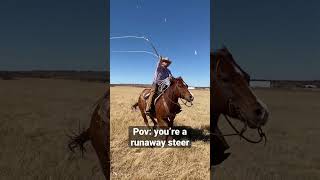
0,70,108,82
1,71,320,88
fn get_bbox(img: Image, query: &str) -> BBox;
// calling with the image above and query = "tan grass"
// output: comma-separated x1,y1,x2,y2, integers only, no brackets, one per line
212,88,320,180
111,86,210,179
0,78,106,179
2,79,318,179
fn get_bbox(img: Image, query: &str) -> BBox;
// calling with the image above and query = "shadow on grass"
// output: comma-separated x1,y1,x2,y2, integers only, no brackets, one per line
173,125,210,142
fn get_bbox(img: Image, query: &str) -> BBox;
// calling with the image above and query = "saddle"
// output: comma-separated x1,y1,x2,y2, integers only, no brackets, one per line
144,77,171,103
143,86,167,105
143,84,182,115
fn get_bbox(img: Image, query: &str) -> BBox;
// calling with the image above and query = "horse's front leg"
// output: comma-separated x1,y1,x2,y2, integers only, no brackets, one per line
164,117,175,142
156,116,168,128
156,117,172,143
168,116,175,128
149,116,157,129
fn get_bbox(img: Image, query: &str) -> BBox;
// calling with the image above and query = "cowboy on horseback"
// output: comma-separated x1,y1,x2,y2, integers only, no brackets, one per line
145,56,173,115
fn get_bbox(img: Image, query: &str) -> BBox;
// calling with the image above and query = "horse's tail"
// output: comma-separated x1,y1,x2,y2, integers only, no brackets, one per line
131,102,139,110
68,129,90,156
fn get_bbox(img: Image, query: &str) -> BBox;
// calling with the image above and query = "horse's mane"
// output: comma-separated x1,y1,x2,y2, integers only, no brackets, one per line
174,76,183,80
212,47,250,81
169,76,183,84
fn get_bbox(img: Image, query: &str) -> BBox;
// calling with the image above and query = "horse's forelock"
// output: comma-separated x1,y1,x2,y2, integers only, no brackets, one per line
172,76,182,83
215,47,250,81
177,77,185,83
221,46,229,53
173,76,188,87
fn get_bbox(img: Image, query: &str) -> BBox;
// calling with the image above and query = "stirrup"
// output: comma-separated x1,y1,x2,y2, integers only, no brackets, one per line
145,110,151,115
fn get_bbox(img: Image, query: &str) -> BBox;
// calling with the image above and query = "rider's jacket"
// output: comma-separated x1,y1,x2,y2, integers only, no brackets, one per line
153,59,172,85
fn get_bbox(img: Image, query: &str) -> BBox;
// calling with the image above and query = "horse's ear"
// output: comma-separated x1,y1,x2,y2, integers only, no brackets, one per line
169,76,175,83
221,44,228,52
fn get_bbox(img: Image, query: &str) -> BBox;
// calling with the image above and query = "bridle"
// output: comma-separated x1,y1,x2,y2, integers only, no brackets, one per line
212,54,267,145
163,78,194,110
222,99,267,144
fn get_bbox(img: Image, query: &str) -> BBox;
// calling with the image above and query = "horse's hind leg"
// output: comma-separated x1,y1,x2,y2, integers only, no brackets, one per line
150,117,157,129
137,95,151,128
141,112,151,128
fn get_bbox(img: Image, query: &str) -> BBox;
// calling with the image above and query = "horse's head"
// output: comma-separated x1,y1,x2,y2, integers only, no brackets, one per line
170,76,194,102
211,47,269,129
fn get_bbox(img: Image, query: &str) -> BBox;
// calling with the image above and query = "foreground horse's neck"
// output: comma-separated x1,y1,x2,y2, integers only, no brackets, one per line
164,83,179,103
211,112,220,130
212,61,229,116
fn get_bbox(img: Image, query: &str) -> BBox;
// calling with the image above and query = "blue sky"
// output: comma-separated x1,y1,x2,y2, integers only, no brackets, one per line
0,0,106,71
2,0,319,81
213,0,320,80
110,0,210,87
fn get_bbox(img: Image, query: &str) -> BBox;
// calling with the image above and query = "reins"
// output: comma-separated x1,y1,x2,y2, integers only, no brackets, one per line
211,98,267,145
155,79,194,116
163,80,193,109
180,99,193,107
220,114,267,145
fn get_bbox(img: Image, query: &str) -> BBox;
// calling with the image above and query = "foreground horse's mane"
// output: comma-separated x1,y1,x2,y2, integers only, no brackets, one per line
212,47,250,81
172,76,184,83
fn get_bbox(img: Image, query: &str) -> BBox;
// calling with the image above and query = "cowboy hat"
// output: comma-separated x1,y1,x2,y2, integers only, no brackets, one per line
160,57,172,65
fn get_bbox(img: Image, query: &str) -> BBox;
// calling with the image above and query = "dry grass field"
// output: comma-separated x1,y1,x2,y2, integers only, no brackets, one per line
0,78,106,180
213,88,320,180
111,86,210,179
2,79,320,180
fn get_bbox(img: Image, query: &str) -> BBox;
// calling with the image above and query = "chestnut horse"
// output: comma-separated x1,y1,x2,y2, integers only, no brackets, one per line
211,47,269,166
132,77,194,128
68,90,110,179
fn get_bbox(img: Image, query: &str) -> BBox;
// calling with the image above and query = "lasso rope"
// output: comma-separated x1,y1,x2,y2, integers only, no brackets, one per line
111,50,159,58
110,35,160,58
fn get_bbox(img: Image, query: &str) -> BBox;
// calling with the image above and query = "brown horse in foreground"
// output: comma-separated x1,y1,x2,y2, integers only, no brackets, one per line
68,90,110,180
132,77,194,128
211,47,269,166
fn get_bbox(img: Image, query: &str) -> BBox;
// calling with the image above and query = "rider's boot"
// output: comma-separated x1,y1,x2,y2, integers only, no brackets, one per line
146,85,157,115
